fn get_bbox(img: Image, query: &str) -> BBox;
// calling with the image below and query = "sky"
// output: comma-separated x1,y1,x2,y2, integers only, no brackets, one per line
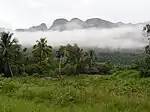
0,0,149,29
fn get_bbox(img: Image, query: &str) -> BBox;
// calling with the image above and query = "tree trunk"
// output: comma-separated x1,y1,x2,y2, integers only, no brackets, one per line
89,59,92,74
75,64,80,76
148,38,150,52
8,64,13,77
4,62,7,77
40,51,42,65
4,61,13,77
58,58,62,78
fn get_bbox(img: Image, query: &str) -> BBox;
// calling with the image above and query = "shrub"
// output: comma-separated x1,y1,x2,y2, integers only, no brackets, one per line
138,55,150,77
96,62,113,75
61,64,76,76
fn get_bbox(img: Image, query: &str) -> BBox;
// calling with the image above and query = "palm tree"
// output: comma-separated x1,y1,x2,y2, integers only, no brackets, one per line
56,44,85,75
56,46,67,77
73,44,85,74
65,44,84,75
32,38,52,64
0,32,21,77
84,50,97,74
143,24,150,34
143,24,150,52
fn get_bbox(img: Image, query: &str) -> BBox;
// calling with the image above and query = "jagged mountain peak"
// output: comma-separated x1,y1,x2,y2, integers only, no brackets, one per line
16,23,48,32
15,18,148,32
70,18,83,22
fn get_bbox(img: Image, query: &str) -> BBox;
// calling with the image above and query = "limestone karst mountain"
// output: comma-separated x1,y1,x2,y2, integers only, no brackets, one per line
16,23,48,32
14,18,149,32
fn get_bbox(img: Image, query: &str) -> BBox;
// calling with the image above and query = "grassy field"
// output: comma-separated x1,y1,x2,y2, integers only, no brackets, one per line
0,70,150,112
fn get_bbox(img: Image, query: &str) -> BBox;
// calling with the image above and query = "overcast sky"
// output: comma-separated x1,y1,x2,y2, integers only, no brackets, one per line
0,0,149,29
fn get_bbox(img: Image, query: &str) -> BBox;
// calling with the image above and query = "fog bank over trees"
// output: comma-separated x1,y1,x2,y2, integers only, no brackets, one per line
14,25,145,49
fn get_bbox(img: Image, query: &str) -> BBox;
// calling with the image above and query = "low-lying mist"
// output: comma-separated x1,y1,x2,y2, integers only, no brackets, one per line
14,25,147,50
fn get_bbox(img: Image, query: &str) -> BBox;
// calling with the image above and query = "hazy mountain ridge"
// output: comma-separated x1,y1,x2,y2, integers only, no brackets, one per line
16,23,48,32
49,18,118,31
15,18,149,32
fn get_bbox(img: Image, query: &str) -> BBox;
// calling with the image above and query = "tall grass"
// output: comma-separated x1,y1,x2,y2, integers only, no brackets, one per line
0,70,150,111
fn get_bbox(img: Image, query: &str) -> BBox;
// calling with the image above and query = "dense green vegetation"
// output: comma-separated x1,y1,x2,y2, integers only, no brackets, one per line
0,25,150,111
0,32,115,77
0,71,149,111
0,31,146,77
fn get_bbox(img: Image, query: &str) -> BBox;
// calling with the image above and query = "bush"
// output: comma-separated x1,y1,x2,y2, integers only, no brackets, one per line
21,72,28,77
140,69,150,77
25,64,41,75
61,64,76,76
96,61,113,75
138,55,150,77
113,70,140,78
24,61,57,77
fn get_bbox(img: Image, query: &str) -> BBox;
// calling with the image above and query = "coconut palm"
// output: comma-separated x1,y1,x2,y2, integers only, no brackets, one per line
143,24,150,34
84,50,97,73
0,32,21,77
32,38,52,64
56,45,67,76
56,44,85,75
65,44,84,75
143,24,150,53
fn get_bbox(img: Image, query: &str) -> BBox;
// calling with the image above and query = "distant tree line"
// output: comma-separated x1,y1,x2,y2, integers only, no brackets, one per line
0,32,113,77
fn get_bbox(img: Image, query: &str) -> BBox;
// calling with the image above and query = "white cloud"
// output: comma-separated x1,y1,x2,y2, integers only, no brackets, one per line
27,0,45,9
0,0,149,28
14,26,145,49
